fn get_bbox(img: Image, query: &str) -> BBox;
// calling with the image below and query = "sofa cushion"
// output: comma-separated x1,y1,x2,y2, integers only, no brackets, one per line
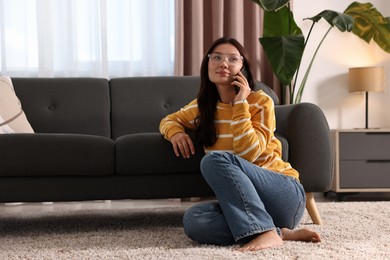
110,76,201,139
0,77,34,133
12,78,111,137
117,132,288,175
116,133,205,175
110,77,278,140
0,133,115,176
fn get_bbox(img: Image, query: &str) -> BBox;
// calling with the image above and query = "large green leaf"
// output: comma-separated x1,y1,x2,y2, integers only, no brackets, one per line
260,5,304,86
259,35,304,85
251,0,289,12
305,10,354,32
263,6,302,36
344,2,390,53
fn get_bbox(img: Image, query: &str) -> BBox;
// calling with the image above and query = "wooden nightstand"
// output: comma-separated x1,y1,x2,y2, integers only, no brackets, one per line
330,129,390,199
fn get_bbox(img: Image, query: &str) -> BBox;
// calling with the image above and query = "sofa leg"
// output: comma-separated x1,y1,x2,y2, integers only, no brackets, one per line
305,192,323,225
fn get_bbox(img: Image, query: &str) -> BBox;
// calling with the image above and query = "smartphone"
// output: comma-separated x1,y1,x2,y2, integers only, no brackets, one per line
235,67,248,93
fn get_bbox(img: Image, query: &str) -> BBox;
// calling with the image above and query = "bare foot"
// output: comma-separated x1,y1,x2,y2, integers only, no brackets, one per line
238,230,283,252
281,228,321,243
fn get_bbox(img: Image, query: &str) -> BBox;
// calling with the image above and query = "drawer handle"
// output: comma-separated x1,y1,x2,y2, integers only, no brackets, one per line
366,160,390,163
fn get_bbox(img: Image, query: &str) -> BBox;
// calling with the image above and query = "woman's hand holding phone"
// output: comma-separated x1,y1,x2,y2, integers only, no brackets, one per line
232,70,250,102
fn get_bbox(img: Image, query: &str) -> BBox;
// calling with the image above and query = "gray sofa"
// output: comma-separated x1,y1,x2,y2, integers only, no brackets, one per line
0,76,332,224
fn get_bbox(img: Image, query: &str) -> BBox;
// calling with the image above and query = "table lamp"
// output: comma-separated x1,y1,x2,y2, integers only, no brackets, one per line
349,67,385,129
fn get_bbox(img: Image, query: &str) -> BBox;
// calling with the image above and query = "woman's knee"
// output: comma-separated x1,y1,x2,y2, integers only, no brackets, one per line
183,207,197,240
182,203,215,242
201,152,221,170
200,152,231,177
183,202,235,245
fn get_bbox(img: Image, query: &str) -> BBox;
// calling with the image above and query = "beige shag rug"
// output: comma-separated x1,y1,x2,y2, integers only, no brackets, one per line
0,201,389,259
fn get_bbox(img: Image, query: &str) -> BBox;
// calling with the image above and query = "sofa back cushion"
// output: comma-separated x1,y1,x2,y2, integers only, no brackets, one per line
12,78,111,137
110,76,279,139
110,76,201,139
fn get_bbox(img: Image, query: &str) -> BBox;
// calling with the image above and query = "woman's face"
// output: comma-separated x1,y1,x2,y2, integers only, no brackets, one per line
208,43,243,87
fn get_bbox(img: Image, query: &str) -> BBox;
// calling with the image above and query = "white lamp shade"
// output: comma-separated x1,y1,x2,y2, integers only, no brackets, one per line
349,67,385,93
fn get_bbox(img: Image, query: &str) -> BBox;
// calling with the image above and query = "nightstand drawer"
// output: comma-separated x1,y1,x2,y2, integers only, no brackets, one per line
339,132,390,160
339,161,390,188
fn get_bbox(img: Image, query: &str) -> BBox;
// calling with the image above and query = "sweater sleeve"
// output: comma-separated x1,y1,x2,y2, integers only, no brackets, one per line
231,91,276,162
159,99,198,140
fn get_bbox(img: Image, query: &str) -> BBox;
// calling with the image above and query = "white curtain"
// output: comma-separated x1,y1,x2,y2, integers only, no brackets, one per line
0,0,175,78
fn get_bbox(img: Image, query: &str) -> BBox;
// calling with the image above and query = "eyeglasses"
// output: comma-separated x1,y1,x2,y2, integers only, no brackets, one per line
208,53,243,66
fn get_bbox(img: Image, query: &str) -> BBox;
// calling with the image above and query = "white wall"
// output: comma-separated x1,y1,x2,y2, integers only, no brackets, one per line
293,0,390,129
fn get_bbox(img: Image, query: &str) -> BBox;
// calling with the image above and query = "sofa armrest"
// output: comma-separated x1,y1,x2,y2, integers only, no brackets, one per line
275,103,333,192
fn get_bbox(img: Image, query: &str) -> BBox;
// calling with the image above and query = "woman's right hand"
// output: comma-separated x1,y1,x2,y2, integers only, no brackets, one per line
170,132,195,158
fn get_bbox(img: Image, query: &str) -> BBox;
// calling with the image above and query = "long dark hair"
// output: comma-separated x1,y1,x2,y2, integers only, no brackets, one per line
195,37,255,147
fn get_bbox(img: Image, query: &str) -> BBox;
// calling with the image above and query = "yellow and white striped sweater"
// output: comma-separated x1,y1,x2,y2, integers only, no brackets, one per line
159,90,299,180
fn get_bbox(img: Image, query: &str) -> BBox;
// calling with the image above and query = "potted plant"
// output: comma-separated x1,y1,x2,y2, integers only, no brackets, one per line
251,1,390,104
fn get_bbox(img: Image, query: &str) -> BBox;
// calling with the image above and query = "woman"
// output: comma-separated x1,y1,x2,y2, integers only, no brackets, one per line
159,37,321,251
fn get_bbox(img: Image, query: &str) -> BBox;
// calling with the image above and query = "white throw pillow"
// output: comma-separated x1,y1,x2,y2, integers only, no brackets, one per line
0,76,34,133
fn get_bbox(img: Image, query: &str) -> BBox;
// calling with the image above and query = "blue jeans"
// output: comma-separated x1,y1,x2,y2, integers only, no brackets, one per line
183,151,306,245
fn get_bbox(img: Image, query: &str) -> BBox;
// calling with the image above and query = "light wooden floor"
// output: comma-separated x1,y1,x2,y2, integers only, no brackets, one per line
0,193,329,215
2,192,389,216
0,198,198,215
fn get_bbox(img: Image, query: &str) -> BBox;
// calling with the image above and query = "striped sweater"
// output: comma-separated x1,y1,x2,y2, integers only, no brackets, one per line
159,90,299,180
